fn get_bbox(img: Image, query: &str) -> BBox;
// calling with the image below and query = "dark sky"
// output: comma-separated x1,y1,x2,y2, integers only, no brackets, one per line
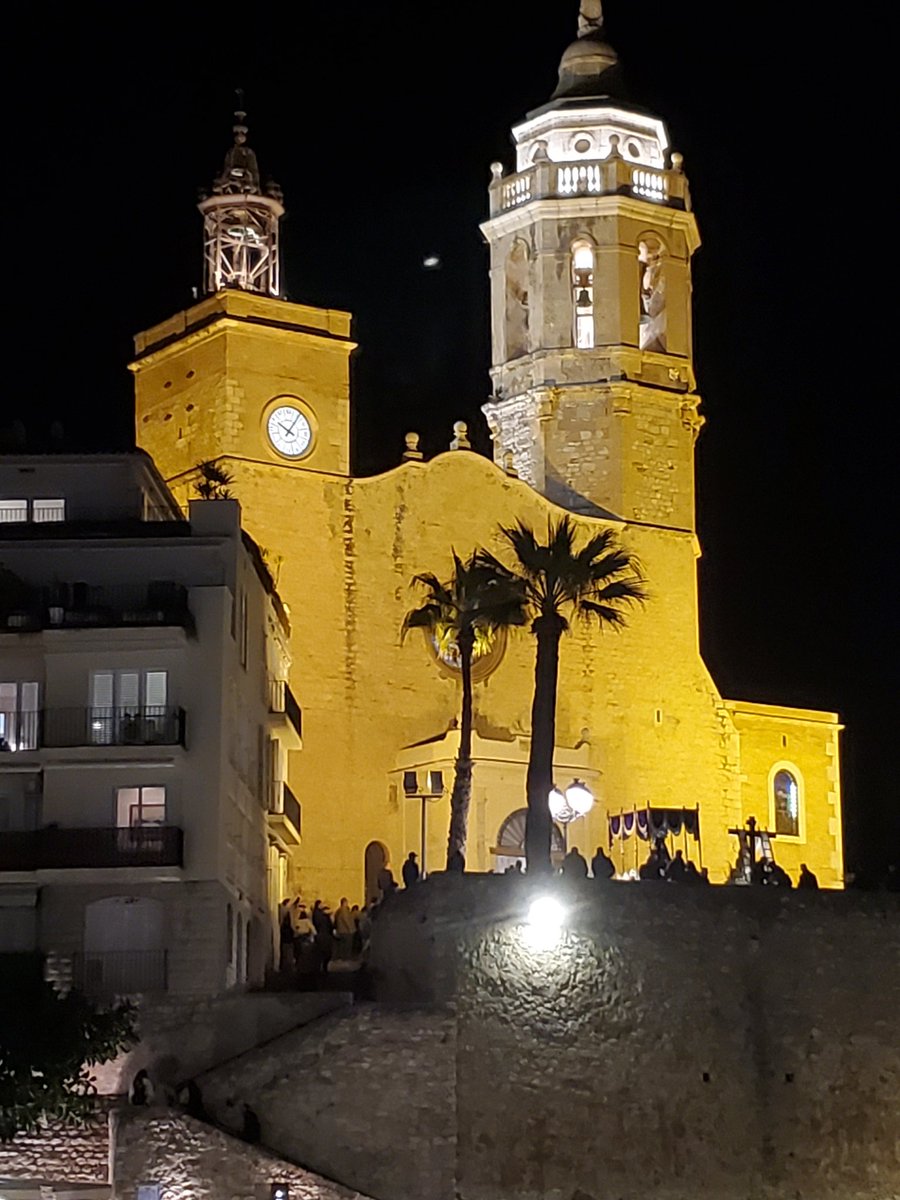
6,2,895,876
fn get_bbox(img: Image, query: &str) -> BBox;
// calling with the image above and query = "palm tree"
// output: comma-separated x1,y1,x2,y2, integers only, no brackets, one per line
479,517,645,874
403,553,527,867
194,459,234,500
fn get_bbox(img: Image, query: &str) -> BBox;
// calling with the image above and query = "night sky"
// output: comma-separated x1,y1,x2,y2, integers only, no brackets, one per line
6,3,894,878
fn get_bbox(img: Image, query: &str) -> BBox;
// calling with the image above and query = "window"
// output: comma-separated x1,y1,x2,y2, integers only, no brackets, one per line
32,498,65,522
572,242,595,349
90,670,168,744
772,768,800,838
239,591,249,668
505,239,530,360
226,903,234,965
0,498,65,523
0,500,27,523
0,681,39,751
116,786,167,828
136,1186,161,1200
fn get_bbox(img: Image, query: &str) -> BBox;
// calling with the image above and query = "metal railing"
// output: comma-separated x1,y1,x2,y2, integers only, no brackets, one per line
0,825,184,871
2,582,191,632
268,678,302,740
41,706,186,748
0,709,40,751
72,949,168,996
282,782,302,835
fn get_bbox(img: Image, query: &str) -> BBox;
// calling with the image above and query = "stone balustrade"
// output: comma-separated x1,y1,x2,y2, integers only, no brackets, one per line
490,155,689,216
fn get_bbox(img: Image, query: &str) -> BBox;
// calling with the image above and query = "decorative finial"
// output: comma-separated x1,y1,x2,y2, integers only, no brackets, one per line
233,88,248,145
402,431,424,461
450,421,470,451
490,161,504,181
578,0,603,37
502,450,518,478
607,133,621,160
670,151,684,173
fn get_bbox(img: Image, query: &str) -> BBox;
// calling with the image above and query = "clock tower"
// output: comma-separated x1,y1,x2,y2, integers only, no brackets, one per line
132,106,354,504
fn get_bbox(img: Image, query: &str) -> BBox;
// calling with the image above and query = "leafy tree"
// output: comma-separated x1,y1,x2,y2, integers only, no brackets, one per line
404,553,527,866
193,459,235,500
0,959,137,1140
479,517,644,873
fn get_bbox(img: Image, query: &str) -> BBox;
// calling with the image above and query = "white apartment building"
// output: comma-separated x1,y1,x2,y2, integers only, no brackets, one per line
0,453,301,997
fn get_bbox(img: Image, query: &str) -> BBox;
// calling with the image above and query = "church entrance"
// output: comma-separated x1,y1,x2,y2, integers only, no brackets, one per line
364,840,389,904
492,809,566,873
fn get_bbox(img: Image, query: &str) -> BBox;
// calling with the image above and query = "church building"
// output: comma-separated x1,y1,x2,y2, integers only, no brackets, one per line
131,3,843,899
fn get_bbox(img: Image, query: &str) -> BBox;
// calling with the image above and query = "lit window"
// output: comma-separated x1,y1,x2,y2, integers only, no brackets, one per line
772,769,800,837
32,498,65,523
116,786,167,828
572,242,594,349
0,500,28,524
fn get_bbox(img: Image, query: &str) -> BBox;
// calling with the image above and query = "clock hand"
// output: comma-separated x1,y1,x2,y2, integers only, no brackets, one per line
278,422,295,436
287,413,301,433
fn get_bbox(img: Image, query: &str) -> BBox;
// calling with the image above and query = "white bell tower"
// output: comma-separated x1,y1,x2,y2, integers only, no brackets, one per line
481,3,703,530
198,100,284,297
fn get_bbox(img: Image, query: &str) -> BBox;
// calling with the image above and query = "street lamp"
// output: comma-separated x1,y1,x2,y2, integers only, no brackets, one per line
548,778,594,825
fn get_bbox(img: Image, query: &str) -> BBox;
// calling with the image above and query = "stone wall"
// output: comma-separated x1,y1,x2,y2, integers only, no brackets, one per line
112,1108,370,1199
91,990,350,1096
195,1005,456,1200
371,875,900,1200
0,1111,110,1185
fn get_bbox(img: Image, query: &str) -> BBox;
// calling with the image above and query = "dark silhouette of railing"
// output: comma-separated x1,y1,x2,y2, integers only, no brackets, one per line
282,783,302,836
2,582,191,631
72,949,168,996
268,678,302,740
41,706,186,748
0,825,184,871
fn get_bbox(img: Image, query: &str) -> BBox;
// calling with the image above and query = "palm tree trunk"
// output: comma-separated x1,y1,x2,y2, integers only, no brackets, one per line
446,626,475,867
525,613,564,874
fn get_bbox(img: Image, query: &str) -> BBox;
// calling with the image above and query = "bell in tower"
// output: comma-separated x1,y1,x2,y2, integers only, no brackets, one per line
198,98,285,297
481,2,703,529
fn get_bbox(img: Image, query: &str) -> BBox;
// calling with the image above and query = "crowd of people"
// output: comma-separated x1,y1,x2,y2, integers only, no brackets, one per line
278,895,376,976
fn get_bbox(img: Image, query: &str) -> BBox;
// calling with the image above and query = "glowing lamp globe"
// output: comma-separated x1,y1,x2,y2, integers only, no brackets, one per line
548,785,568,821
565,779,594,817
524,895,566,950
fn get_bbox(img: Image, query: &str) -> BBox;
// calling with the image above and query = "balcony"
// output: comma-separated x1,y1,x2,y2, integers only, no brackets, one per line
41,706,186,749
1,581,192,632
488,155,689,218
0,825,184,871
72,949,168,997
267,677,302,748
267,781,301,846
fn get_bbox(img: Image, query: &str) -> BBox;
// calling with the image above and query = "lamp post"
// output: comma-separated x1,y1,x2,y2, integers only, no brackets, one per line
548,779,595,850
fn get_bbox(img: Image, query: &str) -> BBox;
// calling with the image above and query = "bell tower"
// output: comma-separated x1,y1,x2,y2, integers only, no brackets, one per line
132,105,354,503
482,2,703,529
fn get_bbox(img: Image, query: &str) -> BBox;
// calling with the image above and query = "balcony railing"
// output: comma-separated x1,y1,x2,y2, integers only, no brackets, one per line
282,782,302,835
41,706,186,748
489,155,688,217
72,949,168,996
268,678,302,741
0,825,184,871
2,582,192,632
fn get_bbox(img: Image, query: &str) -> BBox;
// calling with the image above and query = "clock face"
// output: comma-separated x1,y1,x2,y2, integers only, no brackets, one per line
266,405,312,459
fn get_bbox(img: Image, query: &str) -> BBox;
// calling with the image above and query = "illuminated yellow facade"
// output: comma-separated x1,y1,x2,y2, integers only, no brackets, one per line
133,12,843,897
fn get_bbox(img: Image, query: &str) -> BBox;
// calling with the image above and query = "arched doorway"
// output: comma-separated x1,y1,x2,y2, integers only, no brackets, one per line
81,896,165,994
492,809,566,873
364,841,389,905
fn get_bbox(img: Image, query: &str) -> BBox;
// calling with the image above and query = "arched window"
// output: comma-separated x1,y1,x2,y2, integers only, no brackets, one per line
505,240,530,360
225,903,234,966
772,768,800,837
638,235,666,352
572,241,595,349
